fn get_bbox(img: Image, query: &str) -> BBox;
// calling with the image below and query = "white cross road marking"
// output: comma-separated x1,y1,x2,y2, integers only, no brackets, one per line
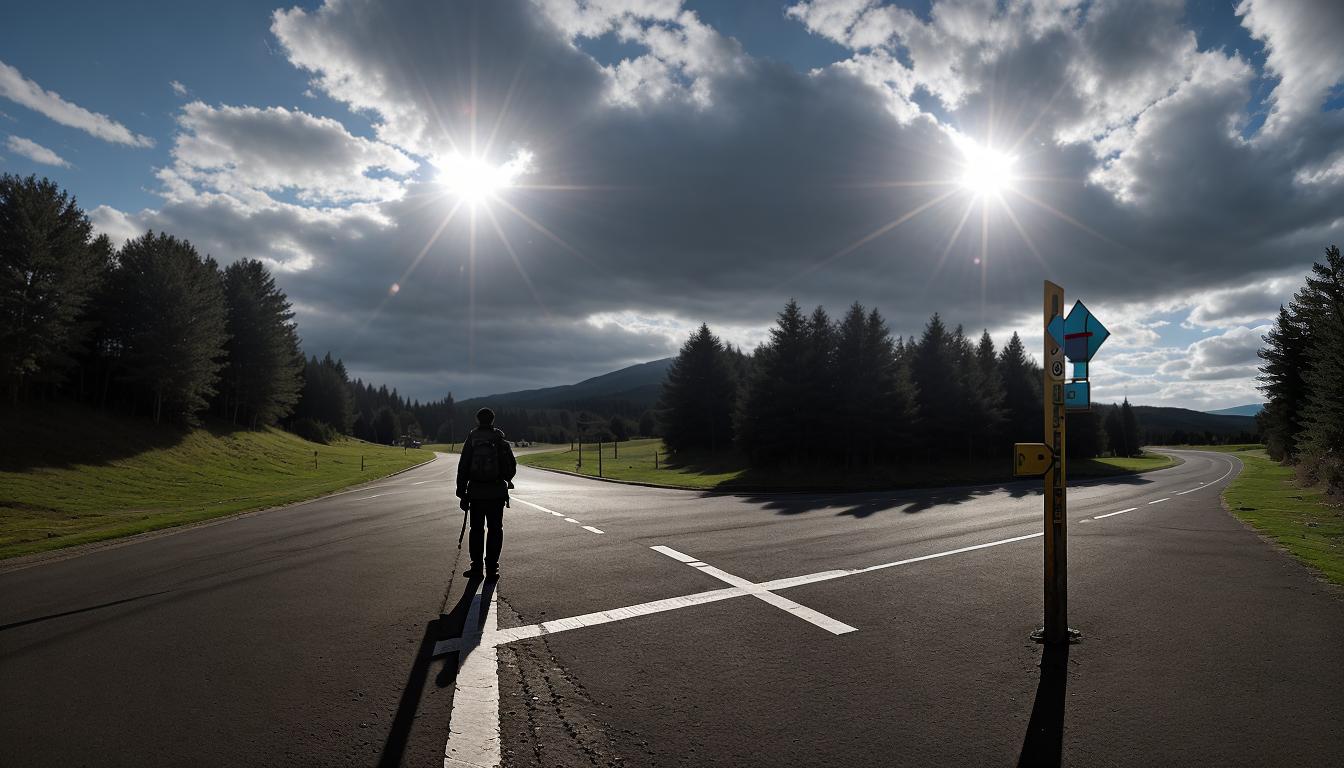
1095,507,1137,519
650,546,857,635
443,580,501,768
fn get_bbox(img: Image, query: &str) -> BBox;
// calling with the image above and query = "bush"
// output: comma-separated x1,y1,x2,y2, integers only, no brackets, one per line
1296,448,1344,503
289,417,336,445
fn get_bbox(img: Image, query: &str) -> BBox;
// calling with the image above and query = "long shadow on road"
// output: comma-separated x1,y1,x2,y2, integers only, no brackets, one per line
378,576,483,768
738,471,1156,519
1018,643,1070,768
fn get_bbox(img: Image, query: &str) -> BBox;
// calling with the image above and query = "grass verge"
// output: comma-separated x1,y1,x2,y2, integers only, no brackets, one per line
0,405,433,560
1164,443,1265,453
519,439,1178,491
1223,448,1344,586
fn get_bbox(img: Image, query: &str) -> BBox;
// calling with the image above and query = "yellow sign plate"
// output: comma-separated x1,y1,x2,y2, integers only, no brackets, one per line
1014,442,1053,476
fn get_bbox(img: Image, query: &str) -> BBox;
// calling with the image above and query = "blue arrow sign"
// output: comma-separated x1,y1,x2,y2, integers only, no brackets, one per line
1062,300,1109,363
1047,315,1065,349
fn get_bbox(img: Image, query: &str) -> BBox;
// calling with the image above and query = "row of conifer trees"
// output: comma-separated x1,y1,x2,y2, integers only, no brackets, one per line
0,173,461,444
1257,245,1344,496
658,299,1142,467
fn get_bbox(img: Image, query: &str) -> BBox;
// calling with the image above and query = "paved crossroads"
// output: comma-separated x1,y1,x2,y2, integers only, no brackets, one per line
2,450,1342,767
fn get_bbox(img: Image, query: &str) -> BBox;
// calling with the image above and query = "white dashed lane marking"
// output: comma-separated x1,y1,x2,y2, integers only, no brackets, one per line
1095,507,1137,519
513,497,605,535
1148,497,1170,504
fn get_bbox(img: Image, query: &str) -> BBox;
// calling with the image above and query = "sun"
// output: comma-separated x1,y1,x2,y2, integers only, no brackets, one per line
956,139,1017,197
435,150,534,205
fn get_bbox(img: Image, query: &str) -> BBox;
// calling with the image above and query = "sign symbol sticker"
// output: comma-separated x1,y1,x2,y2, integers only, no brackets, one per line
1051,361,1064,377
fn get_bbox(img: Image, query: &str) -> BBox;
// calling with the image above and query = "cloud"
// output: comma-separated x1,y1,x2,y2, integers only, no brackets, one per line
170,80,188,96
0,59,153,147
1237,0,1344,132
5,135,69,167
165,101,418,204
94,0,1342,403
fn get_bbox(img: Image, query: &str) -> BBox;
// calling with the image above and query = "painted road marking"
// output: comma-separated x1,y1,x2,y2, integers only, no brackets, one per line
513,498,604,534
1095,507,1137,519
1149,497,1170,504
653,546,856,635
443,580,500,768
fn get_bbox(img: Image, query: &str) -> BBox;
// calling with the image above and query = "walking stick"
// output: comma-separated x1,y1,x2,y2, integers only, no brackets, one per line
457,499,470,546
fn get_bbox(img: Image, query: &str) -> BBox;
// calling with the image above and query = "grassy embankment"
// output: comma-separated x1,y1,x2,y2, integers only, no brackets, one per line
519,438,1178,491
1222,447,1343,586
0,406,433,560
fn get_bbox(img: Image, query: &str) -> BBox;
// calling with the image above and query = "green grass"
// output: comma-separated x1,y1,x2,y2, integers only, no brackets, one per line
519,440,1180,491
1165,443,1265,453
1074,452,1181,476
1223,448,1344,586
0,405,433,560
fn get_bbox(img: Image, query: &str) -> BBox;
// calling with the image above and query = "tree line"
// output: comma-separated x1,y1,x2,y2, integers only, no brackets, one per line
0,174,451,444
658,299,1146,467
1258,245,1344,497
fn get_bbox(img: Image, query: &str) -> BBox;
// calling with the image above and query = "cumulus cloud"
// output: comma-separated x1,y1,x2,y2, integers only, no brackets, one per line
170,80,189,97
5,135,69,167
94,0,1342,401
165,102,418,204
0,59,153,147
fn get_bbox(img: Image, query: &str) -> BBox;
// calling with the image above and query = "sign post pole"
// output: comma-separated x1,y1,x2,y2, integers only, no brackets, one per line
1038,280,1075,644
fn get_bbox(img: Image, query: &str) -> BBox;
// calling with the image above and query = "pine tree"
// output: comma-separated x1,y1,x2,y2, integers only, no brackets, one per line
910,313,965,455
1295,245,1344,490
0,175,112,401
736,300,811,465
1257,304,1310,461
1119,398,1141,457
219,259,303,427
106,232,228,424
999,332,1043,443
657,324,737,453
969,329,1007,455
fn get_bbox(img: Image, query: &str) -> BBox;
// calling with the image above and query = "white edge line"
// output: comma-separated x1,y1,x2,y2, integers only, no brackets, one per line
1094,507,1137,519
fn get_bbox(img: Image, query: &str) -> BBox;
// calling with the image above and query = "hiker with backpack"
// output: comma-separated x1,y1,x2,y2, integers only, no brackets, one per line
456,408,518,579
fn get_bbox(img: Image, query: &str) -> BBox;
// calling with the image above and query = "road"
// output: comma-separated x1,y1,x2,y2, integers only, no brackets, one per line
2,449,1342,767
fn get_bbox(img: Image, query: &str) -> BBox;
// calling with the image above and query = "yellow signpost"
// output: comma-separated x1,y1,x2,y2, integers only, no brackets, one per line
1036,281,1078,643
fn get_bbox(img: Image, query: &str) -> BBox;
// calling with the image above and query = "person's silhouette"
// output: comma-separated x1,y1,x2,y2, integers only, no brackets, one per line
456,408,517,579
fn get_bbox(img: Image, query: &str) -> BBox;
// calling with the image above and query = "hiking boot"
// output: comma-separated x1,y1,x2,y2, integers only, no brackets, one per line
463,565,483,579
486,566,500,580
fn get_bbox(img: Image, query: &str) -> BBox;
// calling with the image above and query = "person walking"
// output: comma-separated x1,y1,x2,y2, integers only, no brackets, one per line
456,407,517,579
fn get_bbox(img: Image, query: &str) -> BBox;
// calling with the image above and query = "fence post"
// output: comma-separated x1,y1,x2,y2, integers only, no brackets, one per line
313,450,318,470
598,441,603,477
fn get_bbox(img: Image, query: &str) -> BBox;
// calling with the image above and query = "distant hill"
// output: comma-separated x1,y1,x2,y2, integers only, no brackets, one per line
459,357,673,414
1204,404,1264,417
1129,405,1259,443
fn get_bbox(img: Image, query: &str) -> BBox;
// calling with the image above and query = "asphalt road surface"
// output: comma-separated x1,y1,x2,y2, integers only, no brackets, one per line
2,449,1342,767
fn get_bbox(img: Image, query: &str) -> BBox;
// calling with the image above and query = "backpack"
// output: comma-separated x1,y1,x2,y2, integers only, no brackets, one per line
468,432,503,482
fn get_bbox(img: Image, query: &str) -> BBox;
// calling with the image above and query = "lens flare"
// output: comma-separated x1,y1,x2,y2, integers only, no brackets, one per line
435,150,533,205
956,139,1016,197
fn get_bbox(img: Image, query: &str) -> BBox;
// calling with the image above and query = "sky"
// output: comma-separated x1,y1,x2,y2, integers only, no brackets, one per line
1,0,1341,408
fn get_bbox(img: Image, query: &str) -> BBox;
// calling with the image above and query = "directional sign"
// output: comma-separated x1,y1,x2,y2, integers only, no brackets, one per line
1015,442,1053,476
1047,314,1065,350
1061,300,1109,363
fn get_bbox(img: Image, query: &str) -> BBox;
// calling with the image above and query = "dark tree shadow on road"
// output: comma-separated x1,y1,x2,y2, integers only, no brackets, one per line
1018,643,1070,768
378,575,482,768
